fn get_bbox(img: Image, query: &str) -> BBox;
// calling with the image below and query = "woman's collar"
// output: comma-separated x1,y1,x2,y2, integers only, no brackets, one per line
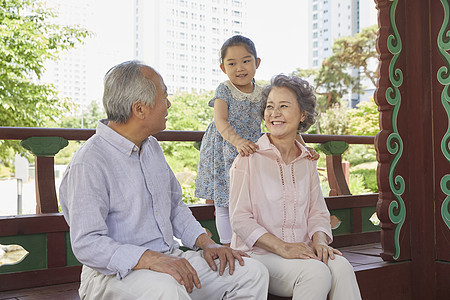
257,133,311,162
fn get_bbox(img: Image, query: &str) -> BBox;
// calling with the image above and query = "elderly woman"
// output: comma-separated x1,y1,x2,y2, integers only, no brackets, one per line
229,75,361,299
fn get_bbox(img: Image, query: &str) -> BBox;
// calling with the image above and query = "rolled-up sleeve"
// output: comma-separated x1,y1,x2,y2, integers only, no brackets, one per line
307,161,333,243
229,157,268,249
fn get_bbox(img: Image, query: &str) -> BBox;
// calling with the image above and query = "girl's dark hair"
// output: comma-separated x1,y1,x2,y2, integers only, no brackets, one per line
220,35,257,63
261,74,318,132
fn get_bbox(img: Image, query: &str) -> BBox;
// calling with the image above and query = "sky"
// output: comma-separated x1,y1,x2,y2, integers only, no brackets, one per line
83,0,310,81
246,0,310,80
46,0,310,103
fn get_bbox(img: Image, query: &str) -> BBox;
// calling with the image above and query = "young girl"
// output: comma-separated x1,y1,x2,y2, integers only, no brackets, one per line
196,35,317,245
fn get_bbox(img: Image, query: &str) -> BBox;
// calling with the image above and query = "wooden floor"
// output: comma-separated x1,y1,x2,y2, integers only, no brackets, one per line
0,243,383,300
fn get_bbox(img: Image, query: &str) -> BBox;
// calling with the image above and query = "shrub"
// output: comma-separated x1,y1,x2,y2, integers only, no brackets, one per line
348,173,371,194
343,144,376,166
350,168,378,193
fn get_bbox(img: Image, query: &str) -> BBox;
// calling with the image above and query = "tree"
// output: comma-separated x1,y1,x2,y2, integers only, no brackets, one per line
293,56,357,112
0,0,90,163
332,25,378,87
161,91,214,172
347,97,379,136
292,25,378,112
53,101,107,165
159,91,214,204
56,100,106,129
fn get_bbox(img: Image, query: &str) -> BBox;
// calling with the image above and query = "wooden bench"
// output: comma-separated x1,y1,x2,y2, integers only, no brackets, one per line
1,200,408,300
0,243,385,300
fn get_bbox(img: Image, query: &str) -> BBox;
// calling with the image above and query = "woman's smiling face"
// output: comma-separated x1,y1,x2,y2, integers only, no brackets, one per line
264,86,305,139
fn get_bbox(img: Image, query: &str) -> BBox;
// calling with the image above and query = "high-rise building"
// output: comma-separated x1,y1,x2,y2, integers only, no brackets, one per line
134,0,247,94
42,0,135,111
42,0,91,107
309,0,377,68
308,0,377,107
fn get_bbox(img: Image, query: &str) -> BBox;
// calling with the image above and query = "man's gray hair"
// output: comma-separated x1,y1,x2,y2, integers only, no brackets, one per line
103,60,157,123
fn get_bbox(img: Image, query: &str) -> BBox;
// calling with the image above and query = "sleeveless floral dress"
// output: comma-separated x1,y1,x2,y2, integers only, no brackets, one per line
195,80,263,207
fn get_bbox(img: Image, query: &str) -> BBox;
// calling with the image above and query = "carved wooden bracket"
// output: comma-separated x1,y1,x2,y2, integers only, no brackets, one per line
21,137,69,214
320,141,351,196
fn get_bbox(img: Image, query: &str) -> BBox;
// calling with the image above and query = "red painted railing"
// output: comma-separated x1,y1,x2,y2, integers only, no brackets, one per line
0,127,379,292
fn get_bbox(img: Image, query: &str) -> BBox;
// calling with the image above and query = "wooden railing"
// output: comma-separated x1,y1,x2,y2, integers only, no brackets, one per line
0,126,378,291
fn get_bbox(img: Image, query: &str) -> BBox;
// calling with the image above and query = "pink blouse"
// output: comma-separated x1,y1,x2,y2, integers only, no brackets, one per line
229,134,332,255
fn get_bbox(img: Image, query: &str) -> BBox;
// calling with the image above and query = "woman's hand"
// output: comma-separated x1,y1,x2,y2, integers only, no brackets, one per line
311,231,342,264
278,242,319,260
235,139,258,156
311,241,342,264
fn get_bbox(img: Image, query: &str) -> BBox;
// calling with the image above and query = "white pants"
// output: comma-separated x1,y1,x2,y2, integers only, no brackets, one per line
215,206,232,244
251,252,361,300
79,248,269,300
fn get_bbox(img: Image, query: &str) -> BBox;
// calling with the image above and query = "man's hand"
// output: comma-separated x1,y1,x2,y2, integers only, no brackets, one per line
196,233,249,276
202,243,249,275
134,250,201,293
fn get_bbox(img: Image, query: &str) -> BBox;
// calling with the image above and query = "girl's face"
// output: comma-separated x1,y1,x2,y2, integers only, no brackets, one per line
264,86,305,140
220,45,260,93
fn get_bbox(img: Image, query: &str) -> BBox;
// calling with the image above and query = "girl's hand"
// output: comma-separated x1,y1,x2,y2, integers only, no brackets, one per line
306,146,320,160
235,139,258,156
278,242,318,260
311,241,342,264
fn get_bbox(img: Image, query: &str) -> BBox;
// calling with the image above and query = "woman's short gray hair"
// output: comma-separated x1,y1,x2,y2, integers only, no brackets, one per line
261,74,317,132
103,60,157,123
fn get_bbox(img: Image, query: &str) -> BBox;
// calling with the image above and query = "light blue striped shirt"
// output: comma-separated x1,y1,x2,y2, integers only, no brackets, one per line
59,120,205,279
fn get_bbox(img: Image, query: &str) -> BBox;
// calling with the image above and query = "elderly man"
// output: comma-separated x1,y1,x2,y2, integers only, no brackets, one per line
59,60,269,299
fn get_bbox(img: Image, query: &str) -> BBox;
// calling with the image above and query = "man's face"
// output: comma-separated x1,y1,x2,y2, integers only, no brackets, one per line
141,66,171,135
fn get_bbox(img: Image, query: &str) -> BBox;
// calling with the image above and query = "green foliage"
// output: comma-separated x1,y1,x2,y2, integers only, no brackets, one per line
162,91,213,172
166,91,214,131
291,25,377,112
255,79,269,87
332,25,378,87
343,144,376,166
179,182,199,205
350,168,378,193
54,141,83,165
348,173,371,195
0,163,12,178
318,104,349,135
160,91,214,204
347,97,379,136
0,0,90,161
52,100,106,129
